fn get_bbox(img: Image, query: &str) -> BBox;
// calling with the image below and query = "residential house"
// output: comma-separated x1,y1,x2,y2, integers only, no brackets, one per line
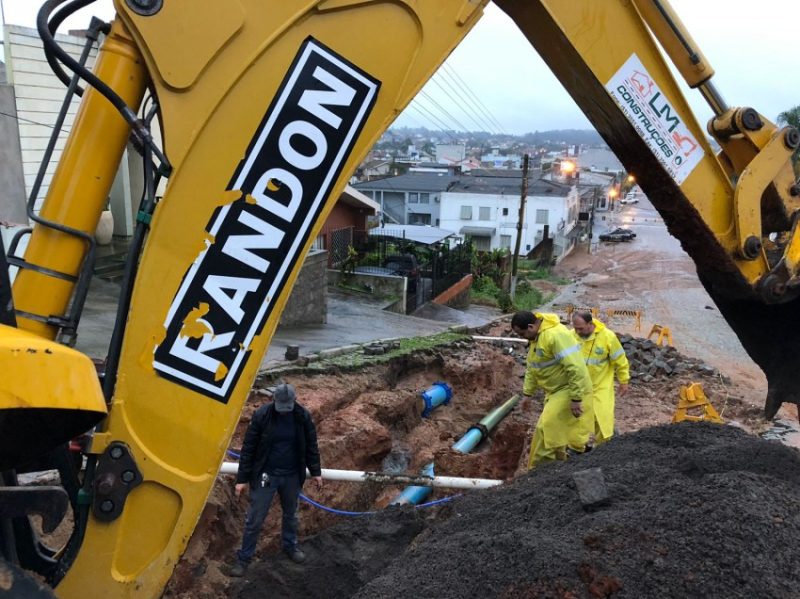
356,159,391,181
314,185,380,259
353,172,458,226
439,176,580,262
479,148,524,169
577,147,625,175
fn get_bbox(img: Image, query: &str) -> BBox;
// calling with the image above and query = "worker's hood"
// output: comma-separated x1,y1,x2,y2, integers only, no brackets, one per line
534,312,562,332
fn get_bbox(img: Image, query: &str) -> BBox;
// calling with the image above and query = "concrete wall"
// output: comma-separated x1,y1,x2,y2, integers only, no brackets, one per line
4,25,97,209
432,274,473,309
4,25,151,236
327,269,407,314
0,85,27,223
279,250,328,326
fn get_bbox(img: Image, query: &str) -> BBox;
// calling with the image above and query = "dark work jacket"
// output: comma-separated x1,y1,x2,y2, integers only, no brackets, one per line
235,402,321,487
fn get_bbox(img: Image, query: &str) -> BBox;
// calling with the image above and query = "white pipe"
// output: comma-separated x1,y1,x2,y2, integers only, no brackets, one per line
471,335,528,344
219,463,502,490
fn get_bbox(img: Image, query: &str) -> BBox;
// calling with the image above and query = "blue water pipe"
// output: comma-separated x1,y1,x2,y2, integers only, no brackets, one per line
391,394,522,506
421,382,453,417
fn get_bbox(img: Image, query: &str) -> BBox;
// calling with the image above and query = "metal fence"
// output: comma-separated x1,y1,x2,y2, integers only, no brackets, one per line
338,229,472,314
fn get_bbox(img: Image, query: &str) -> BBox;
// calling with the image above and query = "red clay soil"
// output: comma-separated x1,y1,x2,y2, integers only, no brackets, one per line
163,335,774,599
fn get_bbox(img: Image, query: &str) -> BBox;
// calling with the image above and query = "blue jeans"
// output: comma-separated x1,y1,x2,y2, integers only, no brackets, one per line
236,473,300,563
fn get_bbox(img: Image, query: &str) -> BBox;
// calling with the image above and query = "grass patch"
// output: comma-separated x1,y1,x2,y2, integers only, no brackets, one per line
316,331,468,370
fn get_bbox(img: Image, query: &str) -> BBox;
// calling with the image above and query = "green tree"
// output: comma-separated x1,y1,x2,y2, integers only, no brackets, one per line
777,105,800,129
778,105,800,177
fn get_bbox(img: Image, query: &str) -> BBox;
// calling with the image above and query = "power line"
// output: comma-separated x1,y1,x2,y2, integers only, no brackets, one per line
430,73,499,135
417,90,471,135
406,104,458,143
436,67,501,135
443,63,506,134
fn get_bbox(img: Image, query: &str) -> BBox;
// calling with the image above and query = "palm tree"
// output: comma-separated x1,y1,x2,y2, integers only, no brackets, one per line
777,105,800,130
777,105,800,176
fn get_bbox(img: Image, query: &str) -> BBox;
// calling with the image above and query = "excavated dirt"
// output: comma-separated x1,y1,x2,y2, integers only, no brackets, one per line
163,204,789,598
164,335,773,599
354,422,800,599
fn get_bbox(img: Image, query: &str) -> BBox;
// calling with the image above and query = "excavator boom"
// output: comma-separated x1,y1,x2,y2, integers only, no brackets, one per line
0,1,796,597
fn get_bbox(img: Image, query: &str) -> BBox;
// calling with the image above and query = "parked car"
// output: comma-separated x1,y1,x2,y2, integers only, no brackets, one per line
619,197,639,205
353,254,420,288
383,254,420,278
610,227,636,239
599,230,634,242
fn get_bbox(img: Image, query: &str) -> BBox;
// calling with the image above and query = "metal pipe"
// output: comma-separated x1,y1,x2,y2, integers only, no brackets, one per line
392,394,522,505
218,463,502,490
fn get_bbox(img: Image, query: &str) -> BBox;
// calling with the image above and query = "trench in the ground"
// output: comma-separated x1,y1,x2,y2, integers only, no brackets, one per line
164,342,531,597
164,334,772,598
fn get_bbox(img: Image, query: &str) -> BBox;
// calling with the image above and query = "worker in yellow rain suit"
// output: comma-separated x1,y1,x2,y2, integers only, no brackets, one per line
511,311,593,469
572,311,630,445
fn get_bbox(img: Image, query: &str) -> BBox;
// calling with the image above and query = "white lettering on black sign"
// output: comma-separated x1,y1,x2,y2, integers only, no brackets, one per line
153,38,380,401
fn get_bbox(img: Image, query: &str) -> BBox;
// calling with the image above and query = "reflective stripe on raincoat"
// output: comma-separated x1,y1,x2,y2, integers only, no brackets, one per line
524,313,593,449
572,320,630,439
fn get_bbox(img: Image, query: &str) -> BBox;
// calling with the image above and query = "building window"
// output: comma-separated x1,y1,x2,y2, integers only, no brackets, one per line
469,236,491,251
408,192,419,204
419,193,430,204
536,209,549,224
502,208,509,216
409,212,431,225
500,235,512,249
460,205,473,220
479,206,491,220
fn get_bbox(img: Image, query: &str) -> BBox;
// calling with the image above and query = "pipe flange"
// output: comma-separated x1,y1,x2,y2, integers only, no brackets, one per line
126,0,163,16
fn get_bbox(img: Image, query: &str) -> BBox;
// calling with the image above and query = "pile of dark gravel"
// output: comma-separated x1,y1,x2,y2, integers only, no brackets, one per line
236,423,800,598
619,335,724,383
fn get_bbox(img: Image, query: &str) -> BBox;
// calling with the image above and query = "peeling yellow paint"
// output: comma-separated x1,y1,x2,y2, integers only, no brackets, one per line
266,179,280,193
180,303,211,339
245,193,257,205
214,362,228,381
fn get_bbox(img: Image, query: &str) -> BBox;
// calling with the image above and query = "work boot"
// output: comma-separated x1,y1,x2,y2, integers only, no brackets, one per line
285,548,306,564
228,561,248,577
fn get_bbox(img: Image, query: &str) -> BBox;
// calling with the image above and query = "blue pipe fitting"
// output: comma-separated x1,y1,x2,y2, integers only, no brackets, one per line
390,462,435,506
420,382,453,418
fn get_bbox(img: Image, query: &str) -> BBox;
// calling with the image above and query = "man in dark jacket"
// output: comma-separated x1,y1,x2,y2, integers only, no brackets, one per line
229,383,322,577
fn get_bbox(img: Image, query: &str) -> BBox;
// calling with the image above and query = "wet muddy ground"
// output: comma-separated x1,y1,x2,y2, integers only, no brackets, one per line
162,198,795,597
163,332,772,599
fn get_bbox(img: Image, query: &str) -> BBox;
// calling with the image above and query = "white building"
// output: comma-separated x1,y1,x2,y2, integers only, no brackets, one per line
439,176,580,261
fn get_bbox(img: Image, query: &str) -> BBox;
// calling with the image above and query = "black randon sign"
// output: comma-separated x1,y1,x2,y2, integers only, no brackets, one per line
153,38,380,401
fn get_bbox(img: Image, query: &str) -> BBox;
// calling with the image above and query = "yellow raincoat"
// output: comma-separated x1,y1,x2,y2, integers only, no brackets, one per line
523,313,593,468
573,320,630,443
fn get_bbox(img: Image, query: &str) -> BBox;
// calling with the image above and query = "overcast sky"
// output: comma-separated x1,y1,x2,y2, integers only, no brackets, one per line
2,0,796,134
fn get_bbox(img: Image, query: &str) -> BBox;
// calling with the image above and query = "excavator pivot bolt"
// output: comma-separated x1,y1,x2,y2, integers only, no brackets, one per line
785,128,800,150
743,236,762,259
126,0,162,16
741,108,763,131
99,500,115,513
121,470,136,484
110,446,124,460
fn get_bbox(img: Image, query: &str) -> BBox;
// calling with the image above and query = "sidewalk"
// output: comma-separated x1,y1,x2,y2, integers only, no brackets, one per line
74,279,502,367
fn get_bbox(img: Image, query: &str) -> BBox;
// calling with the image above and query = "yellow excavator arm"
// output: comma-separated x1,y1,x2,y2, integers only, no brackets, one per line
0,1,796,597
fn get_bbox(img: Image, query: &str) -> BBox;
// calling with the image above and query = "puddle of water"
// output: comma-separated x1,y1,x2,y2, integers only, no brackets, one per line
762,418,800,449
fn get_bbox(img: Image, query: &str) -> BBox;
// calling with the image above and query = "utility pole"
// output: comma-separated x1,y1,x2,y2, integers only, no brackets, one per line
587,187,597,255
510,153,529,299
